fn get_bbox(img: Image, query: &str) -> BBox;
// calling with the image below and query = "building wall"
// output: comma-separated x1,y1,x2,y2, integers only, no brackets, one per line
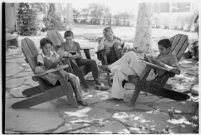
5,3,19,32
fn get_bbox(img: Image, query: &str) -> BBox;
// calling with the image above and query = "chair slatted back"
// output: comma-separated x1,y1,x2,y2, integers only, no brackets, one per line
46,30,64,47
157,34,189,87
21,38,38,73
170,34,189,61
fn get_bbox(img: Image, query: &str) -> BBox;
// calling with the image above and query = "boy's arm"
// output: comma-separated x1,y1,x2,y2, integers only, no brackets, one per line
57,46,72,58
50,51,64,66
35,54,46,73
149,56,180,75
75,42,82,58
97,38,105,51
168,55,181,74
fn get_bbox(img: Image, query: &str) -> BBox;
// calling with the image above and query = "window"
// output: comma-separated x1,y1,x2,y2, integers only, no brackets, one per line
171,3,191,12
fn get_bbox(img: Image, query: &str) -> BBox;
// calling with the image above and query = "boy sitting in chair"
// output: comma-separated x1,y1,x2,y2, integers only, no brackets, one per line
99,39,181,101
97,27,126,65
35,38,88,106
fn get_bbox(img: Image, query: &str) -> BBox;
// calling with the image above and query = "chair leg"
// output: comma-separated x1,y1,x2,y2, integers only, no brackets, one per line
128,66,151,107
107,73,112,86
59,77,78,108
128,83,142,107
12,86,65,109
22,86,43,97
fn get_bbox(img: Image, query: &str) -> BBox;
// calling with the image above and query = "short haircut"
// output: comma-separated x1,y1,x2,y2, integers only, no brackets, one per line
64,30,73,38
158,39,171,49
103,27,113,36
40,38,52,49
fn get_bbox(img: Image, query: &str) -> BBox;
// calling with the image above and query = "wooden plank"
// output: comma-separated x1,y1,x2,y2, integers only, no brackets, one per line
22,86,43,97
176,36,189,60
170,34,181,53
34,64,69,76
21,39,38,70
47,30,63,47
144,82,190,101
81,47,94,50
141,60,172,72
25,38,38,57
58,74,78,108
129,66,152,106
47,30,58,46
172,35,187,57
11,86,64,109
82,49,91,59
21,39,34,58
55,30,64,43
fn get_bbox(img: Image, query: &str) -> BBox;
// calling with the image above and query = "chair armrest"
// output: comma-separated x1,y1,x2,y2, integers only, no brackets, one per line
81,47,94,50
33,64,69,77
81,47,94,59
141,60,174,73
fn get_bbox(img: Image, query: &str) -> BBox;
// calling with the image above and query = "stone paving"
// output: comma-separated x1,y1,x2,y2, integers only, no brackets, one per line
5,38,199,134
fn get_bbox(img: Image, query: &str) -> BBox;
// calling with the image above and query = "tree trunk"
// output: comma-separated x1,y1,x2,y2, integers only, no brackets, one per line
133,3,152,53
66,3,73,27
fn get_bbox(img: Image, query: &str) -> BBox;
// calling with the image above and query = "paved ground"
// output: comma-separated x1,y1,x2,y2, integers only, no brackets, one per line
5,27,199,134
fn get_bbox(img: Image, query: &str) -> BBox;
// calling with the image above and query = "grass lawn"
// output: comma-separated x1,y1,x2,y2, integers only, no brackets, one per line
17,24,198,57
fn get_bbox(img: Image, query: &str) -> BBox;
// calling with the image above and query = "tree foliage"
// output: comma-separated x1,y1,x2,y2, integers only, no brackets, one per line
17,3,37,35
42,3,66,31
88,3,111,24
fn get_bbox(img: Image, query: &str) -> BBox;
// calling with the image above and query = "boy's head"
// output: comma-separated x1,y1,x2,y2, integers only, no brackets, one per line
103,27,113,40
157,39,171,55
64,30,74,44
40,38,52,55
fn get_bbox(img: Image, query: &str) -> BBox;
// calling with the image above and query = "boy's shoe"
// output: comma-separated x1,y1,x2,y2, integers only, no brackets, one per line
109,98,123,101
77,100,88,106
98,65,111,73
95,83,109,91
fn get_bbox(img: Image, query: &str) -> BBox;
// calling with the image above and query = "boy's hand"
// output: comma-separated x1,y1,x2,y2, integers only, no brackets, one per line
63,52,71,57
70,52,81,59
146,55,155,63
169,67,180,74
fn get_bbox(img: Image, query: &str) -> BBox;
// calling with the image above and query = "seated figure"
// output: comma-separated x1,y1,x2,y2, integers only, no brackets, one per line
56,30,108,90
35,38,88,106
97,27,125,65
99,39,181,101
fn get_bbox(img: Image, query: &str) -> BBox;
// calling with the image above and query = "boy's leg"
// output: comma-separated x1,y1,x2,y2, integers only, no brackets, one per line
75,58,101,85
111,70,128,99
109,51,146,77
68,73,83,101
68,73,88,106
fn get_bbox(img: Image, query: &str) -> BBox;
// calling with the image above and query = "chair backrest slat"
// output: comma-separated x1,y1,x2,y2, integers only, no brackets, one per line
47,30,64,47
170,34,189,61
21,38,38,72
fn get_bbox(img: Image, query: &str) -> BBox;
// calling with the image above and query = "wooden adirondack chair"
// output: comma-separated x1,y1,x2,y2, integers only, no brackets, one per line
46,30,93,90
11,38,78,109
128,34,190,106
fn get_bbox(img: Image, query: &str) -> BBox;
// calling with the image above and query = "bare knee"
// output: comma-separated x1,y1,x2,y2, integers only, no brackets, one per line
69,73,80,83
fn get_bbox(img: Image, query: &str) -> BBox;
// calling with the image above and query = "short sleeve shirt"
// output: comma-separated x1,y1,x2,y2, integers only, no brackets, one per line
59,41,81,54
157,53,179,67
37,50,60,69
98,36,123,52
156,53,179,76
